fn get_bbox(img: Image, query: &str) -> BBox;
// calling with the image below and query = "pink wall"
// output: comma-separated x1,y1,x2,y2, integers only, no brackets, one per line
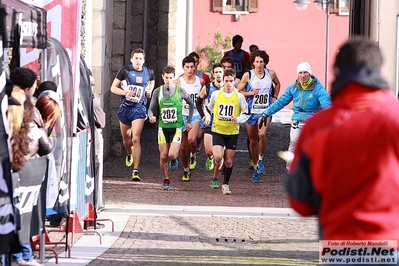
192,0,349,96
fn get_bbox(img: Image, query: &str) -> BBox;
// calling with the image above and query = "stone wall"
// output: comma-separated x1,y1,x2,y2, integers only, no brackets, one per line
108,0,171,157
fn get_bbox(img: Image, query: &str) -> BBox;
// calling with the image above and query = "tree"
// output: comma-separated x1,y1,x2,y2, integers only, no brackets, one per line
194,29,231,77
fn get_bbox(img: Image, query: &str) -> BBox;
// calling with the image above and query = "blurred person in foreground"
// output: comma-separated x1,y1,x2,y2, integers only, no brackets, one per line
286,37,399,265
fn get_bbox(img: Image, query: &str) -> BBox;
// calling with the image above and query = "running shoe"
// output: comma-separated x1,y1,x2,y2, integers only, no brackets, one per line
210,178,219,189
257,160,265,174
189,155,197,170
125,154,133,167
222,184,232,195
162,179,170,190
249,159,254,169
206,157,214,171
131,171,141,181
170,159,178,171
252,169,260,183
182,171,191,181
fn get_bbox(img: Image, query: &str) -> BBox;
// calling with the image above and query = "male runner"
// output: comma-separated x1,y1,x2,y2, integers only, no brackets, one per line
148,65,194,190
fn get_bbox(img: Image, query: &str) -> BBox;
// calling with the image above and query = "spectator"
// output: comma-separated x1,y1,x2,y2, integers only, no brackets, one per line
33,81,57,99
259,61,331,170
9,67,43,266
285,36,399,265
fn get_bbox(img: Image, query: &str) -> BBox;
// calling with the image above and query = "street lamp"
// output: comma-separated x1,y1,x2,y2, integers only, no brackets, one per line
293,0,332,92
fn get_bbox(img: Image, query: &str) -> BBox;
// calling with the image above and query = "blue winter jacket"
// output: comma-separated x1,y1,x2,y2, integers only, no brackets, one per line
264,76,331,122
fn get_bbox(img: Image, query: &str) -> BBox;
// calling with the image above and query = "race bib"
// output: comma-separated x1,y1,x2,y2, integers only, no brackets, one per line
234,62,242,73
184,93,199,109
161,107,177,124
125,85,144,103
217,103,235,121
252,92,269,110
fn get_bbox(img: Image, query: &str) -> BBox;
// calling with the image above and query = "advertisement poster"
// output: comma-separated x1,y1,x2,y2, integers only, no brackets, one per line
19,0,82,213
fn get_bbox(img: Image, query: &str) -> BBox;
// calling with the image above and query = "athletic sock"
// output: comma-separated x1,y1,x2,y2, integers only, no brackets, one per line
223,166,233,184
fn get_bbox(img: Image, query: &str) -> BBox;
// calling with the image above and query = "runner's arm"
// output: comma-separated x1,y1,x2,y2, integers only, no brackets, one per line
111,68,129,96
181,88,194,123
236,72,253,97
206,91,218,121
196,85,207,119
147,87,160,119
236,93,250,124
269,69,281,102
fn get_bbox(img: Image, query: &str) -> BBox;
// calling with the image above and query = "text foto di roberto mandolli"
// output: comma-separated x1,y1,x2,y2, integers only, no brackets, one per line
320,240,398,264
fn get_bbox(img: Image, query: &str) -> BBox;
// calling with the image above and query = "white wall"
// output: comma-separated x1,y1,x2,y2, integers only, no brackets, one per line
168,0,192,76
370,0,399,95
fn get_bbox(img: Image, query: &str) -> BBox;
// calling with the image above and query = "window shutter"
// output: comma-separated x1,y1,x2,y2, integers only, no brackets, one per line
213,0,223,12
248,0,259,12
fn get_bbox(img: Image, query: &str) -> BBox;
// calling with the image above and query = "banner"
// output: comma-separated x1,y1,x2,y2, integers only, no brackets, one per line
19,0,82,217
14,157,48,244
43,37,73,215
2,0,47,49
20,0,81,83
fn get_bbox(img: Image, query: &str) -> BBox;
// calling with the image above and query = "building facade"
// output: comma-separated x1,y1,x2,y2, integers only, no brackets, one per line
86,0,398,159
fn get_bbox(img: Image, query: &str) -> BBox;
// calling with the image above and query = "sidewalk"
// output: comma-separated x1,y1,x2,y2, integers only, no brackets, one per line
44,123,320,265
46,205,319,266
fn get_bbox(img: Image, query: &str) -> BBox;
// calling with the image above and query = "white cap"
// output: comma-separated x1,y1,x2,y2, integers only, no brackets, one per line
297,62,312,75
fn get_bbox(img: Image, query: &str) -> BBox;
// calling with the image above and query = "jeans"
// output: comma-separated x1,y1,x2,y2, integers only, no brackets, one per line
12,242,34,263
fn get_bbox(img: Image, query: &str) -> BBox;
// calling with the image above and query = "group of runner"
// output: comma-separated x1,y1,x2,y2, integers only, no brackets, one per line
110,34,329,195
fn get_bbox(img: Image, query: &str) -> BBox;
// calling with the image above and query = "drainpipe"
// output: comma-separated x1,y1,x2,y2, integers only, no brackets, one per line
396,14,399,98
125,1,132,64
143,0,148,54
185,0,193,55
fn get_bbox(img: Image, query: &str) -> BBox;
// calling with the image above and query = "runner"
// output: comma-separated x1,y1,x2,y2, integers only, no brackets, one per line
196,63,224,171
223,34,251,80
174,56,205,181
188,51,210,153
237,50,278,183
110,48,155,181
205,68,249,194
148,65,194,190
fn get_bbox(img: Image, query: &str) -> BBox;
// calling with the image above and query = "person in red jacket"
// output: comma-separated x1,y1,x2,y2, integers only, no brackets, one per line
286,37,399,264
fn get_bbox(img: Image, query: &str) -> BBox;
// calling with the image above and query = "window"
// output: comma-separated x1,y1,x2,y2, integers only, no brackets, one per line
329,0,349,15
338,0,349,15
212,0,259,13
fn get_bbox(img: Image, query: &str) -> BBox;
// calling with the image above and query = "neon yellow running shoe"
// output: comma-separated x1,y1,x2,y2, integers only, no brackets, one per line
206,157,214,171
189,155,197,170
125,154,133,167
131,171,141,181
249,159,254,169
182,171,191,181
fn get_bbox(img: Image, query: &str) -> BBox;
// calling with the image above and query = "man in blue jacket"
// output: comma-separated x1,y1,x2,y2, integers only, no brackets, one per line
259,62,331,170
